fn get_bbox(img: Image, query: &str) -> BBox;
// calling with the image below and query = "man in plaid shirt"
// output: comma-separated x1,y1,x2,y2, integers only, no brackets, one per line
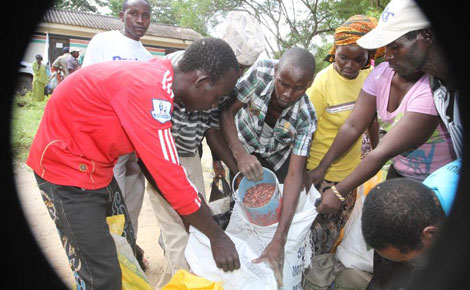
220,47,317,286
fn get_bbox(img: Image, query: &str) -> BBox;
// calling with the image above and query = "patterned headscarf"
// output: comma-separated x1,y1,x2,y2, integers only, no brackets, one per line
325,15,384,68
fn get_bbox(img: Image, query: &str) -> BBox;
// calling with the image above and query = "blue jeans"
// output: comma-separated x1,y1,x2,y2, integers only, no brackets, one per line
35,174,136,290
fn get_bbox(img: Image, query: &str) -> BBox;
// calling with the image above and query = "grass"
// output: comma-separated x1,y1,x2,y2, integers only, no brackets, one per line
10,92,49,164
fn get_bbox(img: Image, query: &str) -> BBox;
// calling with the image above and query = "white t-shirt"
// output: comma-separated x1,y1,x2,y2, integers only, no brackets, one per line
82,30,152,66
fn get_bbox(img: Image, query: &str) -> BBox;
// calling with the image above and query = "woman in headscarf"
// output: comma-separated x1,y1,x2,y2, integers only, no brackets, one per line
303,14,382,289
32,54,48,101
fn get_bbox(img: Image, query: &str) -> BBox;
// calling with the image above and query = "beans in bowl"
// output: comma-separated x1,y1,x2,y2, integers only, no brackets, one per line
243,183,276,208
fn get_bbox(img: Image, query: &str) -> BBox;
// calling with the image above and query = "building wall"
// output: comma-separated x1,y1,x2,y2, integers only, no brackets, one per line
23,25,188,64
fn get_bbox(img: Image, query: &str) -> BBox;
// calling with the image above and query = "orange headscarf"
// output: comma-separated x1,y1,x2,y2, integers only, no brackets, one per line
325,15,384,68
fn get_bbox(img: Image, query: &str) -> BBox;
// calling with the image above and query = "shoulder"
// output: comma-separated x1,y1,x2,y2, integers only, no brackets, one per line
297,95,317,120
165,50,185,66
408,74,434,102
369,61,390,77
362,62,391,92
246,58,277,81
315,64,334,79
254,58,277,71
89,30,110,41
311,64,335,87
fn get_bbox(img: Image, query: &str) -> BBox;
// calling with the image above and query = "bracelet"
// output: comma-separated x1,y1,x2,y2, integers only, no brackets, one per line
331,185,345,202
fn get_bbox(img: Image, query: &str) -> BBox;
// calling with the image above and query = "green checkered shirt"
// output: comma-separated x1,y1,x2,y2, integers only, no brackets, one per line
234,59,317,170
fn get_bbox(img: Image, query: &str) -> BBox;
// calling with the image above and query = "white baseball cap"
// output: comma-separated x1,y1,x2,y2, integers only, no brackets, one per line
357,0,430,49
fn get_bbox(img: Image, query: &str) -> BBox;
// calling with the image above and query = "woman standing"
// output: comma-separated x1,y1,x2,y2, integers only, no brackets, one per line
305,15,382,260
32,54,47,101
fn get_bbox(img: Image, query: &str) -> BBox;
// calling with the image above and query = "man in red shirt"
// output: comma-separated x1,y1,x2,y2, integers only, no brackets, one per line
27,38,240,289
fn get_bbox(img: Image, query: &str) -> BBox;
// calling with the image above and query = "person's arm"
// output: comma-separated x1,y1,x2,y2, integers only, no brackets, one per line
138,158,240,271
305,89,377,190
32,62,39,77
51,57,60,69
303,77,326,189
220,95,263,181
205,94,239,177
112,68,240,272
367,116,380,149
183,198,240,271
67,57,75,74
205,128,238,176
253,154,307,287
318,112,440,215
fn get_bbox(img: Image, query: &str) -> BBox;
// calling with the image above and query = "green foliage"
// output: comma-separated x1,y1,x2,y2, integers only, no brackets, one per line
170,0,241,35
55,0,390,48
106,0,179,25
10,93,48,163
312,40,334,74
53,0,107,12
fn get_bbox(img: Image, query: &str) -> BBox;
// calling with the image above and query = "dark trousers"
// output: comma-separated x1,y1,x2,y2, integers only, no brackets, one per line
35,174,136,290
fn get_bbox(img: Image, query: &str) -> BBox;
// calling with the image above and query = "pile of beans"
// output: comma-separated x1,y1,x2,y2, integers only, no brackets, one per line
243,183,276,208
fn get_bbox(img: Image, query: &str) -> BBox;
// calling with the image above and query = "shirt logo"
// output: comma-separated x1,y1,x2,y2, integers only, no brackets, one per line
162,70,174,99
381,7,395,22
151,99,172,124
112,56,138,61
325,101,356,113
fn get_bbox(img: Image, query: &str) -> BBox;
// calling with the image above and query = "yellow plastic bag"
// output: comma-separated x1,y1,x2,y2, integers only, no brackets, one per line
106,215,152,290
162,269,224,290
358,165,389,197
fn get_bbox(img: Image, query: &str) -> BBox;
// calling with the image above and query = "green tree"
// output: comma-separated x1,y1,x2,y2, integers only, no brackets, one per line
53,0,108,12
106,0,179,25
105,0,241,35
232,0,390,57
55,0,390,58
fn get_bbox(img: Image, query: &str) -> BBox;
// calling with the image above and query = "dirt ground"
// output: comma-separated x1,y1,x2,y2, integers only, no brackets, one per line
13,141,217,289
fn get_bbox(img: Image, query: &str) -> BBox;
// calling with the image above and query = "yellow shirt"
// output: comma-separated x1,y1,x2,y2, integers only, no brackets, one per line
306,64,372,181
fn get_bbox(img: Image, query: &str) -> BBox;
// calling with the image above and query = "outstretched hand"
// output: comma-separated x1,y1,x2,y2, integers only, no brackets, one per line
237,152,263,181
210,231,241,272
304,167,326,192
252,239,285,288
316,188,342,215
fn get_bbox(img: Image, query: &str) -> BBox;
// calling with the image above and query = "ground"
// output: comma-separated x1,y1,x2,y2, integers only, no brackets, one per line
13,141,217,289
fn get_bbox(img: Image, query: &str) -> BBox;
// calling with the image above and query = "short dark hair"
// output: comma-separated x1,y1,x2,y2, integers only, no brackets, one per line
362,178,444,254
279,47,316,77
178,37,239,83
122,0,150,11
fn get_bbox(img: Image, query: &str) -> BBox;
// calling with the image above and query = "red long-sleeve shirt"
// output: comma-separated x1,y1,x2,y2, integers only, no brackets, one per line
27,58,201,215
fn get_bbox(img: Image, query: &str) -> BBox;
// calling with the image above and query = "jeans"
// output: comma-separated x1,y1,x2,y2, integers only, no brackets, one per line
35,174,136,290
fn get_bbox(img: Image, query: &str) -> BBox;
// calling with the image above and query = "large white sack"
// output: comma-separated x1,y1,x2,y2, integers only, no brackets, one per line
186,185,321,290
335,190,374,273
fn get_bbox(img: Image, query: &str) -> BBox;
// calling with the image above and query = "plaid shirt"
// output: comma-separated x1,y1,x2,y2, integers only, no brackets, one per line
234,59,317,170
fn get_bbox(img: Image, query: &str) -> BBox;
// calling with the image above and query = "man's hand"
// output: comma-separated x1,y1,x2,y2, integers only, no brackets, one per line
237,152,263,181
316,188,342,215
212,160,226,179
209,231,241,272
252,238,285,288
304,167,326,192
181,196,241,272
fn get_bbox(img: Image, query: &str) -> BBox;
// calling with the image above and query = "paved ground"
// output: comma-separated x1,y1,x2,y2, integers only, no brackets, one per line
14,141,216,289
